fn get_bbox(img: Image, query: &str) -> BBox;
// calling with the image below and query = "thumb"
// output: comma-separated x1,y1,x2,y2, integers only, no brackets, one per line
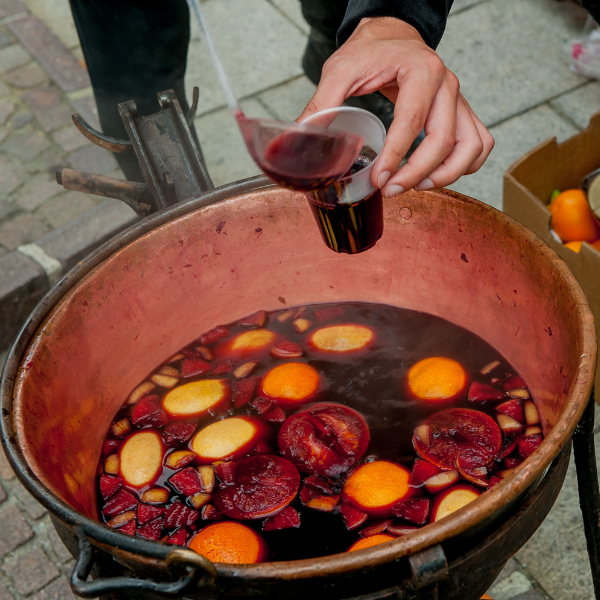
296,70,352,123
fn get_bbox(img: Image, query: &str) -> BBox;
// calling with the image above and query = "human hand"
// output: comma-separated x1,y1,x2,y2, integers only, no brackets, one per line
297,17,494,197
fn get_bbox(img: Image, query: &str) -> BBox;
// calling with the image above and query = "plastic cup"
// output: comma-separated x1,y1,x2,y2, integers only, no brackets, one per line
301,107,387,254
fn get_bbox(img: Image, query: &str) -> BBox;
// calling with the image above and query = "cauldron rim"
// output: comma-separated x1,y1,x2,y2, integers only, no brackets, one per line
0,176,596,581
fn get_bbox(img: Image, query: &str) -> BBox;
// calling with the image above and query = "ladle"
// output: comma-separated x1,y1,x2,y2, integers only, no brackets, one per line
188,0,365,192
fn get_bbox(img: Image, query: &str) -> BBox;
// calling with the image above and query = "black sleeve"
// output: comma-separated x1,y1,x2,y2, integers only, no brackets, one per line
337,0,454,49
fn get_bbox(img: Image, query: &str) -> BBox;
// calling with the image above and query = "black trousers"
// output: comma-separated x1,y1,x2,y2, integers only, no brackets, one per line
69,0,348,181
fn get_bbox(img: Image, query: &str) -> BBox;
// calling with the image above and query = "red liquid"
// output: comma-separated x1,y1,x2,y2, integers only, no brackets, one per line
97,303,541,561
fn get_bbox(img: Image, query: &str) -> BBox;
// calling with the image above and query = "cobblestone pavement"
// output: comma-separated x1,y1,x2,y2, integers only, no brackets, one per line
0,0,599,598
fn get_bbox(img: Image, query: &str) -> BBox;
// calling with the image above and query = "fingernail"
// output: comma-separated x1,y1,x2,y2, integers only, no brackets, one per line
416,178,435,191
377,170,391,189
385,184,405,198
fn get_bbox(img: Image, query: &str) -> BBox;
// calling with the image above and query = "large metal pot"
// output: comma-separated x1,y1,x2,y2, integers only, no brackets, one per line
0,178,596,599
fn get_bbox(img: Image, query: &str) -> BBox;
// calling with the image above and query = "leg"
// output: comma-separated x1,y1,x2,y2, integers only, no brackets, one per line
69,0,194,181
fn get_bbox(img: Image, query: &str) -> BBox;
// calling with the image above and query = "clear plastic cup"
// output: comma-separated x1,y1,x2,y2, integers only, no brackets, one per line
301,107,387,254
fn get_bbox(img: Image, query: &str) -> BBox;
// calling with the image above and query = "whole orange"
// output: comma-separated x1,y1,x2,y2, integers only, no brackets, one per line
549,189,600,243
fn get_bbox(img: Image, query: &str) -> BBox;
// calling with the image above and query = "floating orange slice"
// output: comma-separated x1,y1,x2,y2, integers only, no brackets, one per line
162,380,230,418
347,534,395,552
119,431,164,488
407,357,467,401
229,329,276,355
260,362,320,405
309,324,374,352
189,522,267,563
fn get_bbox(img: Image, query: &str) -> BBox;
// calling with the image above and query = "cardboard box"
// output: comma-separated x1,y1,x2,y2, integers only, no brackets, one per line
504,111,600,401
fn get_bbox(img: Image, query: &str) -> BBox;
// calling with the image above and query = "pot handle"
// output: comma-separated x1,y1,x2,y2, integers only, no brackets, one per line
70,527,217,599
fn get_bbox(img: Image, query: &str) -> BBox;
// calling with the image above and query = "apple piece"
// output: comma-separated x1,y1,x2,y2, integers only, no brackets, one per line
502,374,526,390
189,522,268,564
279,402,370,477
131,396,168,428
391,498,431,525
480,360,501,375
119,430,164,488
524,400,540,426
165,499,199,528
347,534,395,552
162,379,231,419
306,494,340,512
495,434,521,461
518,433,543,459
263,407,285,423
108,510,136,529
260,362,321,406
525,426,542,436
111,418,131,438
118,520,136,536
456,459,488,488
102,439,121,457
277,310,294,322
142,487,169,504
162,421,197,447
159,366,179,377
504,456,523,469
150,373,179,389
215,461,237,487
207,359,233,376
496,399,524,423
168,353,185,363
214,455,300,520
263,506,301,531
201,504,224,521
189,492,212,510
339,505,368,531
164,450,196,470
488,476,503,488
507,388,530,400
229,329,277,356
103,489,138,518
233,361,258,379
191,417,266,463
387,523,419,537
314,307,346,322
295,306,307,318
358,519,392,538
414,424,432,447
409,458,441,489
496,414,524,435
199,326,230,345
104,454,120,475
423,470,459,495
468,381,504,402
309,324,374,353
239,310,267,328
342,461,411,518
293,318,312,333
233,379,257,408
270,340,304,359
194,346,213,361
99,474,122,501
412,408,502,470
137,503,167,525
251,397,274,415
126,381,156,405
407,357,468,402
137,517,165,541
429,483,480,523
166,528,190,546
181,358,211,378
168,466,204,496
197,465,215,493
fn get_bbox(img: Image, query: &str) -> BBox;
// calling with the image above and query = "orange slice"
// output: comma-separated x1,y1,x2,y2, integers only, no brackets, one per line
229,329,276,355
189,522,267,563
309,324,374,352
162,380,230,418
261,362,320,404
119,431,164,488
407,357,467,401
347,534,395,552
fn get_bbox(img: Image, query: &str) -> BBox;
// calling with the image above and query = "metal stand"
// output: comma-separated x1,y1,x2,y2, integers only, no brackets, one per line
573,389,600,599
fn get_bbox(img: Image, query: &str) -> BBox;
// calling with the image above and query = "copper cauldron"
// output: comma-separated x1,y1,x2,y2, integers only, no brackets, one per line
0,177,596,600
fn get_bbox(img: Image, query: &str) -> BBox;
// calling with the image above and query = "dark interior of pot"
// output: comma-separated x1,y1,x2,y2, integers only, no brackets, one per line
12,186,591,528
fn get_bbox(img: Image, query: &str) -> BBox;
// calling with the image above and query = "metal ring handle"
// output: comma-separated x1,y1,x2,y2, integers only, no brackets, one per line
70,526,217,599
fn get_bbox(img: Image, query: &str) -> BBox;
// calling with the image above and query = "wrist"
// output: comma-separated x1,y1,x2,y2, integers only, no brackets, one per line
352,17,426,44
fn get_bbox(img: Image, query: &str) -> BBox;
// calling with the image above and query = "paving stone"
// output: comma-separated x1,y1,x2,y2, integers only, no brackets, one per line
0,505,33,558
11,479,46,519
0,128,8,144
550,81,600,130
490,558,521,588
438,0,588,126
51,125,90,152
0,156,25,199
3,546,60,595
68,144,118,175
0,580,11,600
8,16,90,92
38,198,137,271
1,130,51,160
0,214,49,250
511,592,547,600
186,0,305,116
195,98,269,187
0,30,13,49
4,63,48,89
22,85,73,131
31,577,77,600
448,104,578,210
16,173,60,211
70,94,99,131
268,0,309,33
0,199,16,220
0,100,14,125
0,0,25,18
0,44,30,74
46,523,72,563
488,571,533,600
0,482,6,504
0,80,10,97
22,0,80,50
0,449,15,481
37,190,97,228
257,76,316,121
11,111,32,129
27,147,69,176
450,0,490,13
